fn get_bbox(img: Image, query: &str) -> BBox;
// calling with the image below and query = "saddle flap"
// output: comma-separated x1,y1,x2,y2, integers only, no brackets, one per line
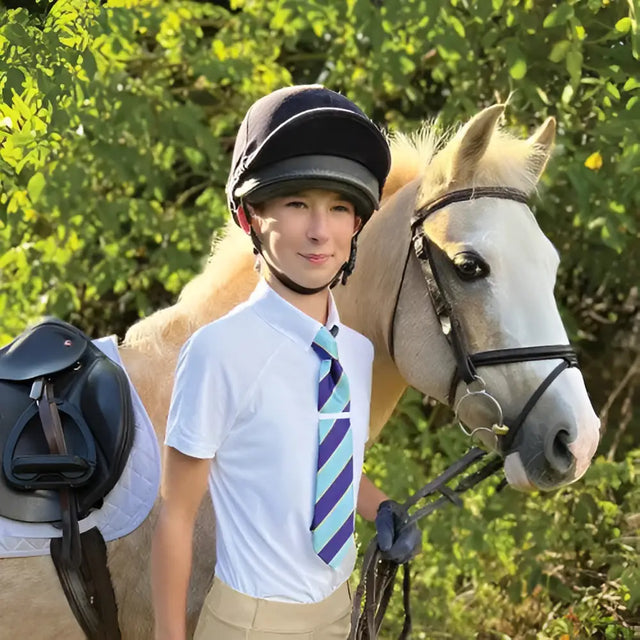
0,319,89,382
0,319,134,525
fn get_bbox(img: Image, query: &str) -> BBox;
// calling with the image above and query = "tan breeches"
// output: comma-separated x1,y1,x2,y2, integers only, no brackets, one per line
193,577,352,640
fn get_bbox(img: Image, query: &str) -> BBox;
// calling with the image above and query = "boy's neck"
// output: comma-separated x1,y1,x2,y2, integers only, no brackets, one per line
264,272,330,325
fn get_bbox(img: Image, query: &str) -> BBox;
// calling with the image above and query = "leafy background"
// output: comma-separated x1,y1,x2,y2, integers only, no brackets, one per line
1,0,639,637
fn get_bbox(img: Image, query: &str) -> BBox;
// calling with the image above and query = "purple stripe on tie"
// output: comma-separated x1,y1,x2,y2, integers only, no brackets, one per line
318,512,355,564
317,361,344,409
311,458,353,528
317,418,350,469
312,342,332,360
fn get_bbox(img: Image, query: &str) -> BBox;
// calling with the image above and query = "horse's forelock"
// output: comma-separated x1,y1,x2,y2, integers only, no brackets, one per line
416,119,549,210
382,125,441,202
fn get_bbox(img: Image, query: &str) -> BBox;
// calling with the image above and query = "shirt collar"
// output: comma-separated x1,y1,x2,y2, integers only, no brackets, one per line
249,278,341,350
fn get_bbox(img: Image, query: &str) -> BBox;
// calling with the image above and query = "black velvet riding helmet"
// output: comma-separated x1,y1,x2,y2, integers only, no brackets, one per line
226,85,391,224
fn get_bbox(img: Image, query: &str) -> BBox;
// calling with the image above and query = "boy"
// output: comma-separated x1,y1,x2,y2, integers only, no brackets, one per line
151,85,420,640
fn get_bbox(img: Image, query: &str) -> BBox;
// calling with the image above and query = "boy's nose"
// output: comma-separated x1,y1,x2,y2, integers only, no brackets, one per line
307,210,330,241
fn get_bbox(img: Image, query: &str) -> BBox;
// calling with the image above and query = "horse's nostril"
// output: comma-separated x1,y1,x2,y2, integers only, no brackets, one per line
545,427,575,475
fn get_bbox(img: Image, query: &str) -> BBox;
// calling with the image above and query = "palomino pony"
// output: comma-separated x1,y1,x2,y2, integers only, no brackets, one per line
1,105,600,638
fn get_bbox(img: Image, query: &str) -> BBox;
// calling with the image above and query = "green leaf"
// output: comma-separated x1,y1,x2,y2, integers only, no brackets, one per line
27,173,45,203
536,87,550,105
449,16,466,38
81,51,97,79
543,3,574,29
509,57,527,79
623,77,640,91
607,82,621,100
566,49,583,86
549,40,571,63
2,68,26,102
615,17,632,34
3,23,31,48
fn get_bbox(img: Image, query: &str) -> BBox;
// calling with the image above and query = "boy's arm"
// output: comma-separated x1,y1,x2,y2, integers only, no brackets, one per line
151,446,211,640
356,474,388,521
357,473,422,564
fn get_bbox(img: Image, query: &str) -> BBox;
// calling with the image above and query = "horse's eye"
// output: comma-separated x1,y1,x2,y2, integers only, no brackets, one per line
453,252,490,281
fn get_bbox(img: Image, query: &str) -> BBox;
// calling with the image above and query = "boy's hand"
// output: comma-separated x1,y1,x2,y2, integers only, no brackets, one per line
374,500,421,564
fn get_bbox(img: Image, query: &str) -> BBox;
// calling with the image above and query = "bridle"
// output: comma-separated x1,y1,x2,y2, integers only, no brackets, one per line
389,186,579,454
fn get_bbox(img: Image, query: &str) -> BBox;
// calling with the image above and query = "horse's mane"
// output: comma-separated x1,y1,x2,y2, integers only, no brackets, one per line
123,115,542,353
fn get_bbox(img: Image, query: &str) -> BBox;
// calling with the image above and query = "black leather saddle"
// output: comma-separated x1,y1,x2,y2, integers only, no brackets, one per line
0,318,134,549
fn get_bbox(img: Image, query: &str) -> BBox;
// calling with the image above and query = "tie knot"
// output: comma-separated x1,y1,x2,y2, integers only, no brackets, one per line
312,326,338,361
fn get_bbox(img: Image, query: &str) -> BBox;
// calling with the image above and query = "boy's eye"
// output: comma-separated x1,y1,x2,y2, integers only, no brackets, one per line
285,200,307,208
332,203,356,215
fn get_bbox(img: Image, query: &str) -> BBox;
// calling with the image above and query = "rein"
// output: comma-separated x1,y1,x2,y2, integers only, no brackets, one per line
349,447,503,639
353,187,581,638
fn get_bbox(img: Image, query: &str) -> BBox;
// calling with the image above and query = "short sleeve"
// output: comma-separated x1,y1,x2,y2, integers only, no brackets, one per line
165,329,235,458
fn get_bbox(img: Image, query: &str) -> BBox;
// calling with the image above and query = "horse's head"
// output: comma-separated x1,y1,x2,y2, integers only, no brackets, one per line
348,105,600,492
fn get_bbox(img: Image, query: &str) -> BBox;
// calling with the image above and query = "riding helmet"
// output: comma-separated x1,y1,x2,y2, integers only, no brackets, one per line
226,85,391,223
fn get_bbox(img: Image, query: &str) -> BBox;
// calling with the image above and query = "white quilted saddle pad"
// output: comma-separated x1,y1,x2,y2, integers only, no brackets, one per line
0,335,161,557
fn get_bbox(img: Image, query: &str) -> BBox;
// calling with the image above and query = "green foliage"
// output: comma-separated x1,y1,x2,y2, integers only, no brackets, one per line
357,390,640,638
1,0,638,343
1,0,639,636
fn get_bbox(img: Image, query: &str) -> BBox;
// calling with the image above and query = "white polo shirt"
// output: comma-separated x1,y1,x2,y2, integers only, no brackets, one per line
165,279,373,603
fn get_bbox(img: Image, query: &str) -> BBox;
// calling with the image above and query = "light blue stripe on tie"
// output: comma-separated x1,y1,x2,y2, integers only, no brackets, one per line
312,488,354,550
316,436,352,497
321,377,350,414
328,534,353,568
318,416,337,442
318,361,331,382
314,329,338,359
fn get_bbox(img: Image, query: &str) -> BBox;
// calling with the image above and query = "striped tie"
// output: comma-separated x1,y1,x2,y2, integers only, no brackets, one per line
310,326,355,568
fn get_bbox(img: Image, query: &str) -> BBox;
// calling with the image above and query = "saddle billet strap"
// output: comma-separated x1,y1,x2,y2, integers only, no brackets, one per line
51,527,121,640
37,380,82,568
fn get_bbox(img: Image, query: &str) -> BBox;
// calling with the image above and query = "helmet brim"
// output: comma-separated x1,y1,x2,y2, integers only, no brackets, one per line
234,155,379,220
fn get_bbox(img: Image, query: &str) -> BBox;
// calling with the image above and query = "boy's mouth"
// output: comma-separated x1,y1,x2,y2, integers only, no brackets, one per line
300,253,331,264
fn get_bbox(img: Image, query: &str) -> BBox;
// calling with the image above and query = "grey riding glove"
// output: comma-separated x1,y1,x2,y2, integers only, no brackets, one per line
375,499,422,564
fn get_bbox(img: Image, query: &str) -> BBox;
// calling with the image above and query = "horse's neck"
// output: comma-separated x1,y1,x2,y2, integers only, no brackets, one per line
335,182,421,438
369,352,408,440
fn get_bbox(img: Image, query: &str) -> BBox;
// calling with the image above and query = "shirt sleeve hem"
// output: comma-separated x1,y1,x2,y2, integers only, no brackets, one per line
165,434,216,459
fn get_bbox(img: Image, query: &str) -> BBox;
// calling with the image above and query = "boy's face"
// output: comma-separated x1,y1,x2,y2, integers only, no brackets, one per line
249,188,362,290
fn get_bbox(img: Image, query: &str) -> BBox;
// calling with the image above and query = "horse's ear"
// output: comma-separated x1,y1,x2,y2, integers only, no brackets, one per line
527,116,556,181
449,104,505,185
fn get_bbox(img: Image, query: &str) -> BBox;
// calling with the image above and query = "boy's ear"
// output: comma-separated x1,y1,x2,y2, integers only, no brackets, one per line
237,205,252,235
353,215,363,235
